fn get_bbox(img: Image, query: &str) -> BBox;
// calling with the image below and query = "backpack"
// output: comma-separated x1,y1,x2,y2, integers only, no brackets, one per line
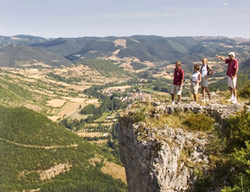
201,65,212,77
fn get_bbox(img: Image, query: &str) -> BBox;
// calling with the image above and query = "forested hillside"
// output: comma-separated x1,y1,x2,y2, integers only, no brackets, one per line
0,106,126,192
0,44,72,67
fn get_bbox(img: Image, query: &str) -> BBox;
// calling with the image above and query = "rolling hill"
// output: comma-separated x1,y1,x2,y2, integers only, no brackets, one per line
0,34,47,47
0,106,126,192
33,35,250,70
0,44,72,67
1,35,250,72
83,59,131,78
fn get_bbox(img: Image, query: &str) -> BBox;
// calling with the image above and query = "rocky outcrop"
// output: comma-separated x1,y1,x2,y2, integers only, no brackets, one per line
118,102,247,192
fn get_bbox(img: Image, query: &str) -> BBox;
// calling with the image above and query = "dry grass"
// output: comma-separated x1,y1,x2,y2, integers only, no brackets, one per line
39,163,72,181
76,131,104,138
145,113,188,130
89,154,103,167
114,39,127,48
89,139,109,145
101,160,127,184
46,99,66,108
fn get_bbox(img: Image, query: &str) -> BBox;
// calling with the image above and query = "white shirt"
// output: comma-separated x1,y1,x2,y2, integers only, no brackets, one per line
192,71,200,82
201,64,208,78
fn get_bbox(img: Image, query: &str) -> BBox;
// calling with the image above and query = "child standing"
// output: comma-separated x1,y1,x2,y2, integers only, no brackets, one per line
191,64,201,102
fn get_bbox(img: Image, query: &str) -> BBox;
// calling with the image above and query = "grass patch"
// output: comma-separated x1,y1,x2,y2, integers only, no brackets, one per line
183,113,215,132
95,112,112,122
145,113,186,129
144,112,215,132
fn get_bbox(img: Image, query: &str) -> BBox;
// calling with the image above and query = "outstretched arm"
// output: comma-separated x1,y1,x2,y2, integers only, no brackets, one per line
216,55,226,61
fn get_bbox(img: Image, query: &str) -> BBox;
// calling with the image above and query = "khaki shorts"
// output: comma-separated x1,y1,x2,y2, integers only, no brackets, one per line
201,78,208,88
191,82,199,94
171,85,182,95
228,77,237,89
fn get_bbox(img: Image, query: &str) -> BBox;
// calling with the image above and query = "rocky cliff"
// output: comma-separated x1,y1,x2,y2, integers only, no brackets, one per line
118,102,247,192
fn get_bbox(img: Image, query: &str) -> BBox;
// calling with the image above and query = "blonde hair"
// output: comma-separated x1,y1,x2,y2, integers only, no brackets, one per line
176,61,182,66
194,64,200,70
202,58,208,64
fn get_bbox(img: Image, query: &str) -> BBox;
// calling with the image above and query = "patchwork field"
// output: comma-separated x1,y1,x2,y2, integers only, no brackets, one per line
0,65,127,121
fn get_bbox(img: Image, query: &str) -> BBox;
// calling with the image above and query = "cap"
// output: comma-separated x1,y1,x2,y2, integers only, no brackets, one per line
228,52,235,57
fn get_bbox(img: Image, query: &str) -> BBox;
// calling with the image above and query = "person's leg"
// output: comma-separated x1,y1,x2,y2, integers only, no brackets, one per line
230,87,233,96
193,93,196,102
232,77,237,99
227,77,234,101
171,85,175,104
233,88,237,98
232,88,237,98
171,94,175,102
178,95,181,103
177,85,182,103
232,78,237,103
205,87,211,100
201,87,205,99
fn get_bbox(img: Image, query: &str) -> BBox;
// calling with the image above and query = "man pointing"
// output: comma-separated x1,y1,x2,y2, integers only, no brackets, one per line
217,52,239,104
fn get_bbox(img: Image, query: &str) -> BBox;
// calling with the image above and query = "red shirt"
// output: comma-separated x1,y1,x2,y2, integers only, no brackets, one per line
173,67,184,86
225,58,238,77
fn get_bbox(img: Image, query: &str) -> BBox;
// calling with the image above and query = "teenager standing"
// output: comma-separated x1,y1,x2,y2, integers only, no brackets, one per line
200,58,213,100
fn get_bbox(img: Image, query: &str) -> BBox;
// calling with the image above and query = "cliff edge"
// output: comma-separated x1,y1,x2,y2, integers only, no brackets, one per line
118,101,248,192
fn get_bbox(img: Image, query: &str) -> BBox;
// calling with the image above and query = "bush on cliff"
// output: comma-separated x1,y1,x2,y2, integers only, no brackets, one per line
238,81,250,99
225,105,250,151
222,141,250,192
183,113,214,132
221,105,250,191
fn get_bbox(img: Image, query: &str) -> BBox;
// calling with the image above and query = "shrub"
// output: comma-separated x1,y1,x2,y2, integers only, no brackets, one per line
183,113,214,131
224,105,250,151
238,81,250,99
80,104,97,114
132,110,146,123
222,141,250,192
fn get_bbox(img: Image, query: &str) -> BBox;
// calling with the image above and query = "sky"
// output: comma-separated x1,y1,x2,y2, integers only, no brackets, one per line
0,0,250,38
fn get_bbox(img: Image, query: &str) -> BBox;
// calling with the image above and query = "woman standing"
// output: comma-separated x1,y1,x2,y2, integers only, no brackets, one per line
191,64,201,102
200,58,213,100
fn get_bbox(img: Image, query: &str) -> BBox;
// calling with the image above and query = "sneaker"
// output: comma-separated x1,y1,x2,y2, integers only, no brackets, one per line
232,98,237,104
172,101,175,105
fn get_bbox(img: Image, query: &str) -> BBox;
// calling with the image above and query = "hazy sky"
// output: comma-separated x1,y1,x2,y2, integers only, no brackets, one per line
0,0,250,38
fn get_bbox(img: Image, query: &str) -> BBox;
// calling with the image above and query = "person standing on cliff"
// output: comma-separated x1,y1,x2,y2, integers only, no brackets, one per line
200,58,213,101
171,61,184,105
191,64,201,102
216,52,239,104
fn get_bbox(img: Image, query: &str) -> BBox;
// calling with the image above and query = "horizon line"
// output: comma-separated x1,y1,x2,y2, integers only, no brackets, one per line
1,34,250,40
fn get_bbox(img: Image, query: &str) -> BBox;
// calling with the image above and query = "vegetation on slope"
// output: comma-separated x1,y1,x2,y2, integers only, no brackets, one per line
0,106,126,192
195,106,250,192
0,44,72,67
83,59,129,78
0,77,34,103
129,100,250,191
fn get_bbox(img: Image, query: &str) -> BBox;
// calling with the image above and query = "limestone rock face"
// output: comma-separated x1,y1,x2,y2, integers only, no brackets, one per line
118,103,247,192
